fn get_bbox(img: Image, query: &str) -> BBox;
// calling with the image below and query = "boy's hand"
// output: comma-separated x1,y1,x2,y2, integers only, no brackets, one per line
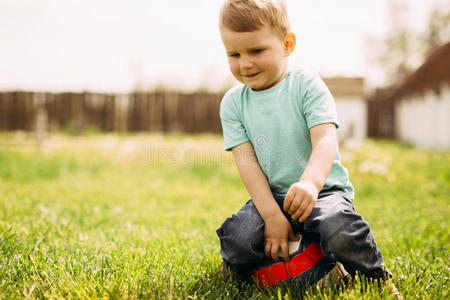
284,180,319,222
264,213,299,262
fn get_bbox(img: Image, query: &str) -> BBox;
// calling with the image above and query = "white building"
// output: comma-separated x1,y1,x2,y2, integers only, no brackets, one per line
385,42,449,150
323,77,367,142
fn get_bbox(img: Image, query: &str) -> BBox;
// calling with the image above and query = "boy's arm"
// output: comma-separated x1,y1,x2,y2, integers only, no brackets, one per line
232,142,298,262
283,123,337,222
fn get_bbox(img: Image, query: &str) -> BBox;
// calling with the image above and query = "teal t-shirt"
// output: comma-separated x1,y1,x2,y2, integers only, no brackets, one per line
220,69,354,198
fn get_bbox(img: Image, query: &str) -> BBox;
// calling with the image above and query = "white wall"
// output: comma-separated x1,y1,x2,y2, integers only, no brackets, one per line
395,86,450,150
334,97,367,142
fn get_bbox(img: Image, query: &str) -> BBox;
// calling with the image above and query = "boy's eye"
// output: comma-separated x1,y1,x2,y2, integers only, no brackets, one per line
230,53,240,57
251,49,263,54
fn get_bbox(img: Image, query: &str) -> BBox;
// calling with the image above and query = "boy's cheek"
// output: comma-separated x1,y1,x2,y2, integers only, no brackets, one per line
230,68,242,81
229,63,239,75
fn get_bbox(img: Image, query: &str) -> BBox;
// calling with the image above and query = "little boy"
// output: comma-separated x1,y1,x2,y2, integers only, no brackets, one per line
216,0,401,298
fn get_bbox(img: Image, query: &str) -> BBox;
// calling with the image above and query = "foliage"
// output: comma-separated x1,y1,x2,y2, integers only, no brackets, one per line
0,133,448,299
368,0,450,85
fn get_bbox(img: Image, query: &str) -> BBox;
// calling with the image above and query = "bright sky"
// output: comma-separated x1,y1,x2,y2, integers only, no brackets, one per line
0,0,444,92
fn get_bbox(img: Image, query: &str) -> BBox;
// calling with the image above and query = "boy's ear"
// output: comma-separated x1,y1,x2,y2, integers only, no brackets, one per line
284,32,296,56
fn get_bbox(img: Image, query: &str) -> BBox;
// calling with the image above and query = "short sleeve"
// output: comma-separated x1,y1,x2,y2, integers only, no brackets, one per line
300,71,340,130
220,89,250,151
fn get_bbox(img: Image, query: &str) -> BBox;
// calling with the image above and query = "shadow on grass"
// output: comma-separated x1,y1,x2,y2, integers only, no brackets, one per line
183,263,316,300
182,261,400,300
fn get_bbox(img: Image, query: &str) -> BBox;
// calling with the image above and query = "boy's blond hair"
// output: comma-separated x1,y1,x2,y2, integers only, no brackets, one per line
219,0,290,40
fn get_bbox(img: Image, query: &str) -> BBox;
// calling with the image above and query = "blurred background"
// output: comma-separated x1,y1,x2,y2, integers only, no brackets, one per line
0,0,449,149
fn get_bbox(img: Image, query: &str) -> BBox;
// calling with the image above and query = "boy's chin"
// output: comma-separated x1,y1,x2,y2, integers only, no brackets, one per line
243,80,266,91
247,82,272,91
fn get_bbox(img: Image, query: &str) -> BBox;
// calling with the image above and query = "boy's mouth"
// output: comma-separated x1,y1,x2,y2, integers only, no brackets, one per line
243,72,260,78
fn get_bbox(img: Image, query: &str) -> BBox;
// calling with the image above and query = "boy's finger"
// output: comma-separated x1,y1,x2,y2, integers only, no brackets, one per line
289,193,305,214
264,242,271,259
287,196,300,215
271,244,280,261
297,199,309,217
291,197,306,219
283,191,293,211
299,203,314,222
281,242,289,262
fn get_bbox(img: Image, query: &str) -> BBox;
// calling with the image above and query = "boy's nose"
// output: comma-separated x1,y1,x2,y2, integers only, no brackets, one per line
240,55,253,70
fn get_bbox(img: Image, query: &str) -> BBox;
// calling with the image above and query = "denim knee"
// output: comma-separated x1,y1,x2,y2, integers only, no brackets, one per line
322,209,371,251
304,193,371,249
216,201,265,268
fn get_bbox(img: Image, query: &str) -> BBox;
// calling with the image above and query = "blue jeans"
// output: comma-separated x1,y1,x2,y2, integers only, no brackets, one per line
216,188,389,279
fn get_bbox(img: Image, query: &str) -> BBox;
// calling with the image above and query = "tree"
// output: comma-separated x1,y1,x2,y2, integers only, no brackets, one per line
423,8,450,57
367,0,450,86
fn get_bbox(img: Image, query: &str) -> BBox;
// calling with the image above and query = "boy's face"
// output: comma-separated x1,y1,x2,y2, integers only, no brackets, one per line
220,24,291,91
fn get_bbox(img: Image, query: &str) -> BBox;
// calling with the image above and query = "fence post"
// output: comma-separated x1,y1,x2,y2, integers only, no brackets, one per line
34,97,48,150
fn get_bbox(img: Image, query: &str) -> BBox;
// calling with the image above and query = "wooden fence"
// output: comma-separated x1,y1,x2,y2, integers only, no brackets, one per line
0,91,224,133
367,88,396,139
1,90,398,139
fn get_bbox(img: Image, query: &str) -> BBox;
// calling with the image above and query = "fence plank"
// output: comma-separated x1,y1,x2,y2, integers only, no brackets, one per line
0,93,3,130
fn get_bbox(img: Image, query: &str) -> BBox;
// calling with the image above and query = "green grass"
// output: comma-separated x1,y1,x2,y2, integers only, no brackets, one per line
0,132,448,299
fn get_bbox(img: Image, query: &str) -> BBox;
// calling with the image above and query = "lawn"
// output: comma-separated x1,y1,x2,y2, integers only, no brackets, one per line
0,132,448,299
